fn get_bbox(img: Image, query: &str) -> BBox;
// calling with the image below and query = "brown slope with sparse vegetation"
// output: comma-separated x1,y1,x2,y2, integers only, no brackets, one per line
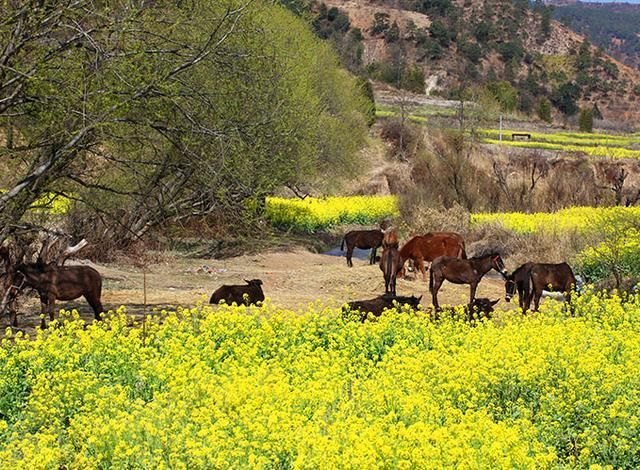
319,0,640,123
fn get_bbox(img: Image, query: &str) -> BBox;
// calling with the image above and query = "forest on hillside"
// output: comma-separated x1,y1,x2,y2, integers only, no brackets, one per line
553,2,640,69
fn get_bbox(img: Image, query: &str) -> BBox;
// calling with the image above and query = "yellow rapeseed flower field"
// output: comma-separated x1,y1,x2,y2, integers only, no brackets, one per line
265,196,399,231
1,293,640,468
471,206,640,234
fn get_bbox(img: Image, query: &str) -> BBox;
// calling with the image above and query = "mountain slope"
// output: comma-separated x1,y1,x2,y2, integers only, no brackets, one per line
550,1,640,70
317,0,640,123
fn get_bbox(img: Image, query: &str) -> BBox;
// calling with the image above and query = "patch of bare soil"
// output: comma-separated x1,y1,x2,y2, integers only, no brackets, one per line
1,249,515,335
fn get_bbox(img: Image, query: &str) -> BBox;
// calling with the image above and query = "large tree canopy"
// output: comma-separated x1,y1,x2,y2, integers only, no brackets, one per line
0,0,370,245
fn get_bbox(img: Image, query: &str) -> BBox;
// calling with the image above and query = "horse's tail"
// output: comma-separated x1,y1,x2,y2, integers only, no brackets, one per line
341,236,345,251
384,250,392,284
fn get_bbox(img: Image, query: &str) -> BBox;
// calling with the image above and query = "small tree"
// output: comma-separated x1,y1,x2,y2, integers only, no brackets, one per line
581,211,640,290
536,97,552,123
578,107,594,133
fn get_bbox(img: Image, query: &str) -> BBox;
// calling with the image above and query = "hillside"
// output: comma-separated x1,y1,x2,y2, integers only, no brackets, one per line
550,1,640,70
313,0,640,124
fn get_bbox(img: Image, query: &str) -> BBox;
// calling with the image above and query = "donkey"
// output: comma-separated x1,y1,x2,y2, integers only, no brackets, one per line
341,229,383,267
527,263,577,312
379,229,402,296
429,253,507,311
504,262,534,311
14,263,104,328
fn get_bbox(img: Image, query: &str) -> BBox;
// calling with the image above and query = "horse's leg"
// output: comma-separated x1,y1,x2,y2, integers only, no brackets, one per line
369,247,377,265
469,281,478,304
431,276,443,312
532,288,542,312
10,300,18,328
417,257,427,282
39,293,48,328
48,295,55,322
346,246,354,267
86,295,104,320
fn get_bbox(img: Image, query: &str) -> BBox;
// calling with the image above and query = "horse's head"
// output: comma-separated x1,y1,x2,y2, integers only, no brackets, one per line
245,279,263,287
504,273,517,302
491,255,508,278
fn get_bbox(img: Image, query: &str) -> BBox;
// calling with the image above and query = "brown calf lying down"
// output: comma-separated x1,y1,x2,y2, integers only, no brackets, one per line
209,279,265,306
343,294,422,322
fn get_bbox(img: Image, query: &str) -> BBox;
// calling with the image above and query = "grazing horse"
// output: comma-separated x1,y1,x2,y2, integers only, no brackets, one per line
429,253,507,311
343,294,422,322
14,263,104,328
379,229,402,296
528,263,577,312
341,229,384,267
399,232,466,281
504,262,534,310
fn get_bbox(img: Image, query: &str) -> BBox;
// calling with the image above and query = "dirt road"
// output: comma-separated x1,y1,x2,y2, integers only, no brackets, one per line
1,249,509,332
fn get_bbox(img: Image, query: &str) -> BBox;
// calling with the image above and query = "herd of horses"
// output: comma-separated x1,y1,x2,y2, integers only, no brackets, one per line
342,227,578,316
0,226,578,328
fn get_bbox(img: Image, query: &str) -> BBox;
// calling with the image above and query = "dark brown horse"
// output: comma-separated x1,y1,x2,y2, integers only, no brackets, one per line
429,253,507,311
379,230,402,296
341,229,384,267
343,294,422,322
399,232,466,280
504,262,534,310
14,263,104,328
528,262,577,312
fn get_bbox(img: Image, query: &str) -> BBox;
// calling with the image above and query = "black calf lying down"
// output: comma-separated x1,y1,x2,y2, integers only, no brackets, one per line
343,294,422,322
209,279,265,306
466,298,499,320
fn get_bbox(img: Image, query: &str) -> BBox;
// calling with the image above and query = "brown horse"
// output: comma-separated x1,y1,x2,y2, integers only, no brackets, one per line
341,229,384,267
429,253,507,311
504,262,534,310
399,232,466,281
527,262,577,312
379,230,402,296
14,263,104,328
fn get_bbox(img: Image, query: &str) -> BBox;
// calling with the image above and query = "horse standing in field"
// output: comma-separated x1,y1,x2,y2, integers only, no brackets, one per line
399,232,466,281
12,263,104,328
527,262,577,312
379,229,402,296
504,262,534,310
429,253,507,312
341,229,384,267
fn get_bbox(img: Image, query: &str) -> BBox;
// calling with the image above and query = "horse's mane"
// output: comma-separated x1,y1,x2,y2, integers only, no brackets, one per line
470,250,502,260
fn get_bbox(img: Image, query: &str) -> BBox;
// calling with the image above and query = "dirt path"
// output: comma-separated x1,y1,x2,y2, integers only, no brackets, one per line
1,249,509,333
